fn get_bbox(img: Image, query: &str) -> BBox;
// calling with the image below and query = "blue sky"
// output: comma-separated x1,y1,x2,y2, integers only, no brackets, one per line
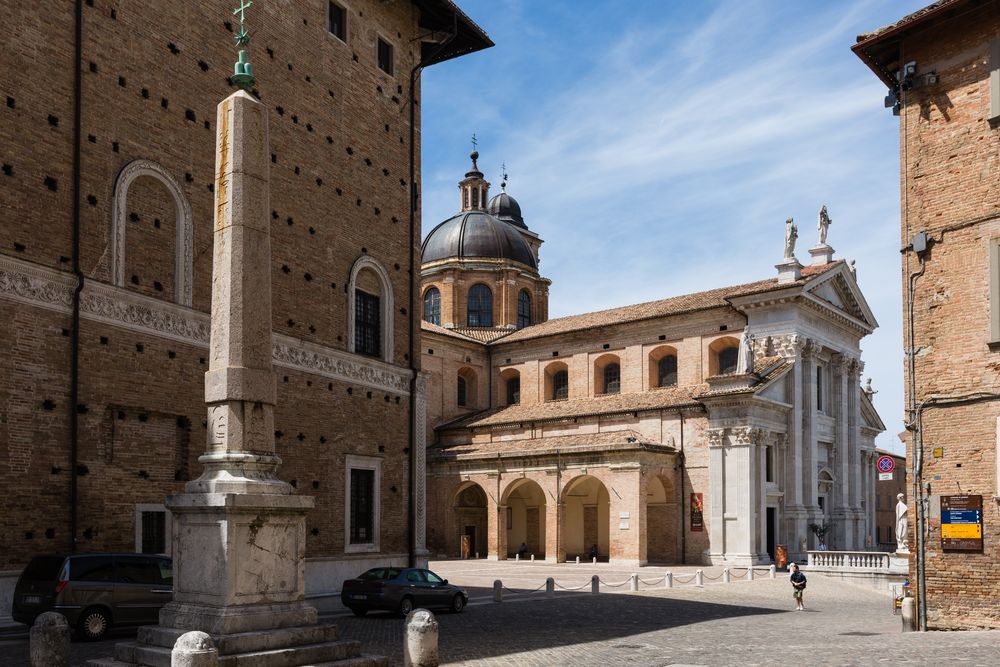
420,0,928,454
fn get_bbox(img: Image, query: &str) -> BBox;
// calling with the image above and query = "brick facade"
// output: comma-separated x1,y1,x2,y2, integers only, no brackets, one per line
855,0,1000,629
0,0,490,621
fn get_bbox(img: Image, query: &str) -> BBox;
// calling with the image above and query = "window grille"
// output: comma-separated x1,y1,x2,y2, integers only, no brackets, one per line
327,2,346,42
718,347,738,375
355,289,380,357
517,290,532,329
349,468,375,544
457,375,467,407
506,377,520,405
603,363,621,394
423,287,441,325
467,284,493,327
552,370,568,400
658,355,677,387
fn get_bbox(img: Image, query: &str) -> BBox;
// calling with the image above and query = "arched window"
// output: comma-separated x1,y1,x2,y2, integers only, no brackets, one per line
517,289,532,329
457,367,477,408
506,377,520,405
718,347,739,375
348,256,394,363
423,287,441,325
658,355,678,387
467,284,493,327
457,375,467,407
552,370,568,400
603,363,621,395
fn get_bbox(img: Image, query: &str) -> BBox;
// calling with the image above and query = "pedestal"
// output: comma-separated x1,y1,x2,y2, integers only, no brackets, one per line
775,258,803,284
809,243,834,266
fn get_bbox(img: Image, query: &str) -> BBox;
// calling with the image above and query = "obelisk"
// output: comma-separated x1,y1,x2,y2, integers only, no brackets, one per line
158,6,316,635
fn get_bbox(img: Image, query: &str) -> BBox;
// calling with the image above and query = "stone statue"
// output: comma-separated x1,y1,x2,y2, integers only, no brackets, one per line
818,205,832,245
895,493,908,551
849,259,856,277
736,332,755,374
783,217,798,260
863,377,877,398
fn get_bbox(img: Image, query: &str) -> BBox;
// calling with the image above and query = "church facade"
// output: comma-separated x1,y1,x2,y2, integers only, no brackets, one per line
421,154,885,566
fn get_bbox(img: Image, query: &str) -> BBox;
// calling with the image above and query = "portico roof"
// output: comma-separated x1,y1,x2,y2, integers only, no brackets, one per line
429,429,675,462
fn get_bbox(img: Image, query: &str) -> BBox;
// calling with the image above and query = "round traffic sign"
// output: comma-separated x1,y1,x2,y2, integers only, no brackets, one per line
876,455,895,473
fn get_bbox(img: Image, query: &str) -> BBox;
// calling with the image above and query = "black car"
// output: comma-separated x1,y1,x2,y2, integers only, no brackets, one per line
11,553,172,640
341,567,468,616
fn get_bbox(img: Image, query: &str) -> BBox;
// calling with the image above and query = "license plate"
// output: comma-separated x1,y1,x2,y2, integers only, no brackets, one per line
23,595,41,605
350,594,366,600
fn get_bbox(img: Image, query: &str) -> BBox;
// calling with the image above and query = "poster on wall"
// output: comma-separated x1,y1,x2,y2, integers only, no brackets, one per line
690,493,704,532
941,495,983,552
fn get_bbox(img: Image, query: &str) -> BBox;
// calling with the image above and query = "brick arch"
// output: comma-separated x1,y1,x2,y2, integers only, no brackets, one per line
347,255,394,363
111,159,193,306
646,472,680,563
648,344,679,388
560,474,611,561
450,480,488,559
708,335,741,376
501,477,547,559
499,367,521,406
593,352,621,396
543,360,569,401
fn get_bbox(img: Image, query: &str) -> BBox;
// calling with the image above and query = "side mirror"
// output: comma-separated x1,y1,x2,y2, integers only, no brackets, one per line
442,579,448,585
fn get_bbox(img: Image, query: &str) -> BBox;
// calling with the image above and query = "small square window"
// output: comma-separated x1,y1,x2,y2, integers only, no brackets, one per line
328,2,346,42
377,37,394,75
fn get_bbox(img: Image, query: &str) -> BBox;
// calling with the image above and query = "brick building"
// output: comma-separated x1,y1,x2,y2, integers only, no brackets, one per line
0,0,490,625
854,0,1000,630
420,157,886,567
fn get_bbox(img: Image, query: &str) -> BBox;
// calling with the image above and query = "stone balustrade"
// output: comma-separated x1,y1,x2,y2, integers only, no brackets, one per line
806,550,891,571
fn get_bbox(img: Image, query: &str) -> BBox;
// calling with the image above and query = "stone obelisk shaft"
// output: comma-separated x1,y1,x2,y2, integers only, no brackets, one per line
160,89,316,635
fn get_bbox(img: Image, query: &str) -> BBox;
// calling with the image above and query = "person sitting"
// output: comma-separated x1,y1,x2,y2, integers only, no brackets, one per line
517,542,527,558
589,544,599,560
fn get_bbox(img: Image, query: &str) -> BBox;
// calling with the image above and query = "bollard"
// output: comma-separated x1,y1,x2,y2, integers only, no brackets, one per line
664,572,673,588
30,612,70,667
629,573,639,592
591,574,600,594
493,579,502,603
515,553,520,562
171,631,218,667
404,609,439,667
546,577,555,598
576,556,580,564
769,564,776,579
722,568,730,584
695,569,704,586
475,552,479,559
748,567,754,581
531,553,535,562
901,597,916,632
592,557,597,565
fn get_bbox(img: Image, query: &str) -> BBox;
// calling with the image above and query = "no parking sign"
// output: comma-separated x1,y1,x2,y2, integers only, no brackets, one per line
876,455,895,473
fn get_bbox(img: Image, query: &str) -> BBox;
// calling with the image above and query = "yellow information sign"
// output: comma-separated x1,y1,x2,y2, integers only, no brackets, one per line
940,523,982,539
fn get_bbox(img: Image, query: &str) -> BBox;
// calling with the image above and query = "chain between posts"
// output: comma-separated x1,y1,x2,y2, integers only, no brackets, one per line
486,566,770,597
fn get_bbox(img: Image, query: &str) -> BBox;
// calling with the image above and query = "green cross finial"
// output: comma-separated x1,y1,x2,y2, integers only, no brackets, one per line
471,133,478,151
231,1,256,90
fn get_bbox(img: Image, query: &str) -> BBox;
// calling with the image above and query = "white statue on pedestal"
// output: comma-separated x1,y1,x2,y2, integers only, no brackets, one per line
783,217,798,260
817,205,832,245
736,332,755,375
895,493,909,552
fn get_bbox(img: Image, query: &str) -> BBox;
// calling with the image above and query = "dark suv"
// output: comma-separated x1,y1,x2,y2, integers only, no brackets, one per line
11,553,172,640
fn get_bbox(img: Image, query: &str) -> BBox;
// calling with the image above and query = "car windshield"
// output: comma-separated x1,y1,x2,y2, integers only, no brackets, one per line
21,557,65,581
423,570,444,584
359,568,386,581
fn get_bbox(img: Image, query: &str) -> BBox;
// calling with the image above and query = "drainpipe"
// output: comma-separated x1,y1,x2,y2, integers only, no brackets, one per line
69,0,84,554
679,410,686,564
407,15,458,567
905,244,925,629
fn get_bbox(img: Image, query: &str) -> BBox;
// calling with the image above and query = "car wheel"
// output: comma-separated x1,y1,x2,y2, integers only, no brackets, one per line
399,596,414,616
78,607,111,641
450,593,466,613
350,607,367,617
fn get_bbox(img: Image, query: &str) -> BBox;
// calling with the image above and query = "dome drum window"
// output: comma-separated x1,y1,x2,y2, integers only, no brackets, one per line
467,284,493,328
423,287,441,325
517,289,532,329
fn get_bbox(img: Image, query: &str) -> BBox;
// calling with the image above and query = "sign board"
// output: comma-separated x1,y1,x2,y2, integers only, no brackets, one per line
941,495,983,552
878,472,893,481
932,447,943,458
619,521,630,530
876,456,895,473
690,493,704,532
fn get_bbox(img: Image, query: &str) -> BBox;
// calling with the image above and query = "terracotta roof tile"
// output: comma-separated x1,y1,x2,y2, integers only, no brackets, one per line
429,430,673,461
420,321,482,342
438,384,705,431
449,327,515,343
856,0,962,43
494,262,842,345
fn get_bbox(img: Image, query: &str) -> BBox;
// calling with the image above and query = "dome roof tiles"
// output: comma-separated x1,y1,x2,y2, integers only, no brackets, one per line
421,210,536,269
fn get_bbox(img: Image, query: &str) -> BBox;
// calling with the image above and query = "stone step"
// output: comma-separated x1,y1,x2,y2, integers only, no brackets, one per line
135,622,341,653
309,656,390,667
115,638,363,667
85,660,133,667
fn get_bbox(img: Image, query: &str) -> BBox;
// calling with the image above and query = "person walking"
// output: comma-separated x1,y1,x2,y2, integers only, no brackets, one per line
789,563,807,610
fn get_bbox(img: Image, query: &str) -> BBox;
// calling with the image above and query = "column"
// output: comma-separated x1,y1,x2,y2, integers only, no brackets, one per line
707,428,727,563
414,373,429,559
835,354,851,549
731,427,763,566
757,437,769,559
849,360,864,547
800,340,819,537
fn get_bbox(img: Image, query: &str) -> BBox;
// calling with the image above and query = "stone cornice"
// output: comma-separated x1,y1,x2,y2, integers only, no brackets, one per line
0,255,411,395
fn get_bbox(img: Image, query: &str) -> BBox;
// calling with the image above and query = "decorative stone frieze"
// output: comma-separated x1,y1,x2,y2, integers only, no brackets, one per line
706,428,727,447
730,426,765,446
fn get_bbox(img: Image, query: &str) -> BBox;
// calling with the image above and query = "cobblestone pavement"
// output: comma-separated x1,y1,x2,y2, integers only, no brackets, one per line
2,561,997,666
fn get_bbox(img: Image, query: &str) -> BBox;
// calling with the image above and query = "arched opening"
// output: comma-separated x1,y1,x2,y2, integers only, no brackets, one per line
593,353,621,396
423,286,441,325
500,368,520,406
457,367,477,409
708,336,741,376
648,345,678,388
517,289,532,329
645,474,679,563
502,479,546,559
111,159,193,306
561,475,610,561
452,482,488,559
467,283,493,327
544,361,569,401
347,256,394,363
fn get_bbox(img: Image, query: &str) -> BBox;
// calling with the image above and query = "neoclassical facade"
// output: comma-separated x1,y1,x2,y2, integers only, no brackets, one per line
420,163,885,566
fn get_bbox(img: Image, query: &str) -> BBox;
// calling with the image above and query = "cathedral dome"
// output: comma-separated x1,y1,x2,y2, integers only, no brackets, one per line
486,191,526,229
422,211,537,269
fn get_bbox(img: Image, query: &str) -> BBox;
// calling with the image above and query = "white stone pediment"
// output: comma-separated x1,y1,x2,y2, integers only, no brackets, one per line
804,266,878,331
